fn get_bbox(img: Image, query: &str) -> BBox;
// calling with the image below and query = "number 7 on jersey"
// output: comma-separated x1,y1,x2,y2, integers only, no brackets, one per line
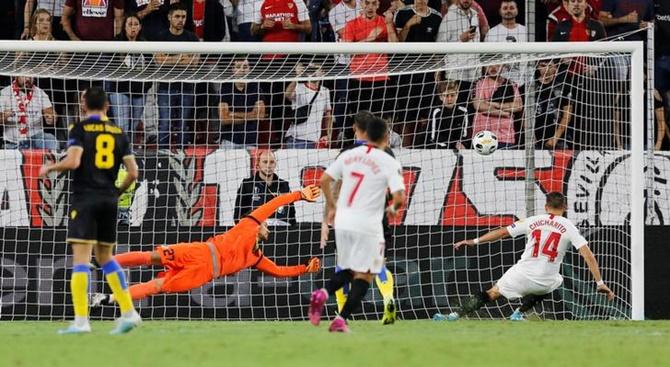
347,171,365,206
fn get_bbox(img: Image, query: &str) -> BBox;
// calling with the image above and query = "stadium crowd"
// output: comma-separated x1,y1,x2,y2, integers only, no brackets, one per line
0,0,667,151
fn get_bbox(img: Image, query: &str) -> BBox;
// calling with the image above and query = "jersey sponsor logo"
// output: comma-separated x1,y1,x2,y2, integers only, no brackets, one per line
82,0,109,18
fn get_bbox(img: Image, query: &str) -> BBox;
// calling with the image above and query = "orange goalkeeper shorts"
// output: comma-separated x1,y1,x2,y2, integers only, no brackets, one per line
155,243,216,293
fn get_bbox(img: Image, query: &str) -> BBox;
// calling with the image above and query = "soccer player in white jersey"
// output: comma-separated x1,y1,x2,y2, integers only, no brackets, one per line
310,116,405,332
440,192,615,321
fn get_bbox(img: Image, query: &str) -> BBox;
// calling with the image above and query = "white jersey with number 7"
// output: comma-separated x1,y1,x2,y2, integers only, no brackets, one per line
506,214,588,278
324,145,405,236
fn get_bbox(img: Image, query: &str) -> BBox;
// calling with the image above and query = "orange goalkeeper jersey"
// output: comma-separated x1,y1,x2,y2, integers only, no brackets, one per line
209,192,307,277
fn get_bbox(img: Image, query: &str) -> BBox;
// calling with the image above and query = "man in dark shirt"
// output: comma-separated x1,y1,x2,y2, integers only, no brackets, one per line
655,1,670,109
126,0,172,41
218,58,267,148
38,87,140,335
155,3,199,148
534,59,574,149
234,150,295,225
422,81,470,149
599,0,652,42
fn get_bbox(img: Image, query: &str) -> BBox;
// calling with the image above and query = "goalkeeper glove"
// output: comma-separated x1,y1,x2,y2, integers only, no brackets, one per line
305,257,321,273
300,185,321,202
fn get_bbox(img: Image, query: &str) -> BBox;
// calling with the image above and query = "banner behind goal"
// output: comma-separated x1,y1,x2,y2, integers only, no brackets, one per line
0,42,644,321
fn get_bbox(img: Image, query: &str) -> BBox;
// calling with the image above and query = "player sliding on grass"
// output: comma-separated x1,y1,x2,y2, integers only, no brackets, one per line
435,192,615,321
92,186,322,305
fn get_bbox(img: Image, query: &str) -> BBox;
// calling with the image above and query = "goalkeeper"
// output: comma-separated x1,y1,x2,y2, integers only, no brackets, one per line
93,186,322,305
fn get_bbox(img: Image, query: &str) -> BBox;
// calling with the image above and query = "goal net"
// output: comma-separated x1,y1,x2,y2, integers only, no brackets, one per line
0,41,644,321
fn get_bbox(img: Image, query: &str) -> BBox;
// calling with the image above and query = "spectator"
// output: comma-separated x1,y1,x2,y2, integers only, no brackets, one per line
471,63,522,149
395,0,441,42
440,0,490,40
62,0,124,40
22,0,67,40
599,0,651,42
284,63,332,149
546,0,601,41
484,0,527,86
553,0,605,42
235,0,261,42
251,0,311,44
0,76,58,150
656,0,670,108
104,14,150,143
233,149,295,225
126,0,173,41
393,0,441,143
154,3,200,148
182,0,227,41
534,59,573,149
485,0,526,42
218,57,267,148
27,8,54,40
341,0,397,133
421,81,469,149
553,0,607,150
437,0,486,104
328,0,361,143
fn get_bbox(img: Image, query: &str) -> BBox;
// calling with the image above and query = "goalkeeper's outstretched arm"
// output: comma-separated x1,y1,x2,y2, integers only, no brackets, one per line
578,245,616,301
245,185,321,223
254,256,321,277
453,227,511,250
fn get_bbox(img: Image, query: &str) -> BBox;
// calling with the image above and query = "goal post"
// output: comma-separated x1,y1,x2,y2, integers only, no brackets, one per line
0,40,645,321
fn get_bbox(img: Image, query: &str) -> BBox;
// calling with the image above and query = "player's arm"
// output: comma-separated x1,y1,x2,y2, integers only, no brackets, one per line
245,185,320,223
454,227,511,250
117,155,139,194
578,245,615,301
320,172,338,225
254,255,320,277
38,145,83,178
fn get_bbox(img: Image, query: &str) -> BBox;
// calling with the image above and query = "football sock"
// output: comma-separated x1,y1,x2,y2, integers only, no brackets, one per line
519,294,548,313
325,269,353,295
115,251,153,268
128,281,162,300
70,264,90,324
460,291,491,316
375,266,395,302
339,278,371,320
102,260,135,315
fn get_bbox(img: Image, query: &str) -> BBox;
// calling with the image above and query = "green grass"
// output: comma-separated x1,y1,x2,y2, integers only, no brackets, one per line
1,320,669,367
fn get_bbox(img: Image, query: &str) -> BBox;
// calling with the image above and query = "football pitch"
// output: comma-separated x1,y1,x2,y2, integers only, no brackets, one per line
1,320,668,367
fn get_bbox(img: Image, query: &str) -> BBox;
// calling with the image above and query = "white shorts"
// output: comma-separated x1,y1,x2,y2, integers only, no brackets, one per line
495,264,563,299
335,229,385,274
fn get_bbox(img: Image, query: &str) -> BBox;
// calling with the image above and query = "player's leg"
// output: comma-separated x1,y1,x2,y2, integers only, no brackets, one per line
328,231,385,332
309,266,353,326
330,271,374,332
59,241,94,334
334,266,349,313
96,198,141,334
376,265,397,325
510,294,549,321
60,198,96,334
115,250,161,268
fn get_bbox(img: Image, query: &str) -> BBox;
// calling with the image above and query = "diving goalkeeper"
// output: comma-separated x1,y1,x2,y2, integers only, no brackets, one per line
93,186,322,305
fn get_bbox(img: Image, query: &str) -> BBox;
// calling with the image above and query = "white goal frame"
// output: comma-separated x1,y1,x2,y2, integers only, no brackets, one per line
0,40,645,320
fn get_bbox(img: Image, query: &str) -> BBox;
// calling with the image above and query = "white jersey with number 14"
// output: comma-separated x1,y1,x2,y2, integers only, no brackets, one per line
506,214,588,279
324,145,405,236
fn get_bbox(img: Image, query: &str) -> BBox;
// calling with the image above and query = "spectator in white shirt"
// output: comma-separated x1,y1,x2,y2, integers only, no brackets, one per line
437,0,487,103
284,63,333,149
0,76,58,150
484,0,528,87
